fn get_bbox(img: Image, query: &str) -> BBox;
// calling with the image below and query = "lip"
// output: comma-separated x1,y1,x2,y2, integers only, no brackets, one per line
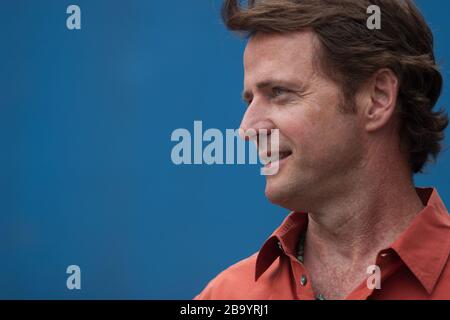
264,153,292,169
259,150,291,160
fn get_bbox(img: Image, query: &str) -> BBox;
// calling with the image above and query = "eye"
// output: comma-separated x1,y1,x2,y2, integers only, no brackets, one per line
272,87,288,97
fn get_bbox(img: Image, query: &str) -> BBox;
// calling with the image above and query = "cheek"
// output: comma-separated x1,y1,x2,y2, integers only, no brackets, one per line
281,107,333,151
280,118,310,151
311,119,365,170
283,108,361,162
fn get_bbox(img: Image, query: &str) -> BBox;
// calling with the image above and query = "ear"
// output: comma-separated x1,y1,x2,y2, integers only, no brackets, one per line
363,68,399,132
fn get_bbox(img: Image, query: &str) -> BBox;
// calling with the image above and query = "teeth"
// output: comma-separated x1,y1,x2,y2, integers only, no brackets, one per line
260,151,292,163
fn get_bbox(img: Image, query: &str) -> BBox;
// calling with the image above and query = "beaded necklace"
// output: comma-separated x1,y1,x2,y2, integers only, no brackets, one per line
296,231,327,300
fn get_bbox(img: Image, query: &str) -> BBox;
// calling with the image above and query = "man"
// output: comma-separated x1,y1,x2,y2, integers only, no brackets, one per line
196,0,449,300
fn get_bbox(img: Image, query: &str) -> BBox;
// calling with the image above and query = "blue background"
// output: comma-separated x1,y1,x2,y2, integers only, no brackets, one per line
0,0,448,299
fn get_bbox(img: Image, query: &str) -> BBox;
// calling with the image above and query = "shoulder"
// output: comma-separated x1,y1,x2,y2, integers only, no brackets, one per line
194,253,259,300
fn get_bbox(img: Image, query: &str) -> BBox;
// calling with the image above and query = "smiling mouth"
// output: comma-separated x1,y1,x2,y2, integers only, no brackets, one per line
263,150,293,167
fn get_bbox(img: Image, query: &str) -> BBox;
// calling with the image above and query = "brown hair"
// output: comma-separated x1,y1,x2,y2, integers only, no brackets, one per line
222,0,448,174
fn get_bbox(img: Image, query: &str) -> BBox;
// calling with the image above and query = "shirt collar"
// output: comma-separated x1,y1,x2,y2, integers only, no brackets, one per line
255,211,308,281
255,187,450,294
390,188,450,294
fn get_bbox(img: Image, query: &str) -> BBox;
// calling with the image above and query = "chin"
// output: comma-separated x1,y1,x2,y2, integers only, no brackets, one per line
264,178,295,209
264,171,312,212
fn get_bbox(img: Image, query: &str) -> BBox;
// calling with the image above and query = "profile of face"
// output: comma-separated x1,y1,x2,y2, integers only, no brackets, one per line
241,31,368,211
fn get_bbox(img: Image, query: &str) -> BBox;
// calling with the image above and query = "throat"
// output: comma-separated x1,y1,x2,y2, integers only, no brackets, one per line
298,228,380,300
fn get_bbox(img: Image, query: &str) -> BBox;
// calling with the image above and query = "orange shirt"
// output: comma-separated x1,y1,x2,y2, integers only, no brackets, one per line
195,188,450,300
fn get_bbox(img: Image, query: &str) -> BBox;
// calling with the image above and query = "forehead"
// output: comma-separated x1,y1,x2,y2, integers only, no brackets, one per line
243,31,317,84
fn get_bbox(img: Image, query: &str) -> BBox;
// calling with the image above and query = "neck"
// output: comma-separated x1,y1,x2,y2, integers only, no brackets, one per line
305,169,424,261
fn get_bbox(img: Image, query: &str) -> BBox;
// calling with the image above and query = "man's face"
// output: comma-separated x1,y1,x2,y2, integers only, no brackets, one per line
242,31,366,211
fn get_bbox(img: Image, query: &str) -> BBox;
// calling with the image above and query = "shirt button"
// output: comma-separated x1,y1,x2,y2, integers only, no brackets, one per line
300,274,307,286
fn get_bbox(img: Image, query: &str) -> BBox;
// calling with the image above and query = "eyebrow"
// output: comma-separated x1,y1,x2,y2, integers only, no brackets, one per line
242,79,307,102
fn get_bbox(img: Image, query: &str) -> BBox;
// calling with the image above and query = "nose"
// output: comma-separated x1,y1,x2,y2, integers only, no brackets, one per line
239,99,276,143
